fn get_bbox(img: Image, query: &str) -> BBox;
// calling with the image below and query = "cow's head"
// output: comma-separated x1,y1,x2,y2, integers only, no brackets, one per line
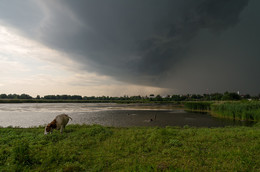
44,120,57,135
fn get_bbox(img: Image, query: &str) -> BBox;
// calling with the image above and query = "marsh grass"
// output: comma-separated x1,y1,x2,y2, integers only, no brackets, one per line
184,101,260,122
184,102,212,111
211,101,260,121
0,124,259,171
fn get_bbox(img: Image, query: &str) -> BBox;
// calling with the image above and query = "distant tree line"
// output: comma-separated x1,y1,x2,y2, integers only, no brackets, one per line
0,94,33,99
0,92,259,101
43,95,83,100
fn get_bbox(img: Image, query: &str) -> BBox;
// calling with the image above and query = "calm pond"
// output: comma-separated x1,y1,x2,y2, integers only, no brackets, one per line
0,103,254,128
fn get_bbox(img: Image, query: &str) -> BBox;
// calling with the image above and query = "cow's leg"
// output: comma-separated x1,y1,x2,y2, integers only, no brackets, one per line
60,125,64,134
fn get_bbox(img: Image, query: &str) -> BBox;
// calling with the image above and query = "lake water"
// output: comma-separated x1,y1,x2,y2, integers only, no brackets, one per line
0,103,254,128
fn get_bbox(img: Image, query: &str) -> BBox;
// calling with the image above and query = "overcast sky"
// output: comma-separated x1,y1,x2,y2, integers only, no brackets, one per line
0,0,259,96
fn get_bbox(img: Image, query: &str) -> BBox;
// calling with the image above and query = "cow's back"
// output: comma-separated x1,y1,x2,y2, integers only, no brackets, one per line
55,114,70,129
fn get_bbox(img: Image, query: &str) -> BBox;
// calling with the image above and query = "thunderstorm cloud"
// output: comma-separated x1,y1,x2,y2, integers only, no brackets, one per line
0,0,259,94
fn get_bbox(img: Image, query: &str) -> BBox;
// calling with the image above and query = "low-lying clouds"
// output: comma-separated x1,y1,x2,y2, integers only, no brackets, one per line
0,0,259,95
0,24,169,96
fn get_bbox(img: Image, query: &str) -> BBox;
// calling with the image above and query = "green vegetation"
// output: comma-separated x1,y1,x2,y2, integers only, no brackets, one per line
211,101,260,121
0,124,259,171
1,91,259,103
184,101,260,122
1,93,259,170
184,102,213,111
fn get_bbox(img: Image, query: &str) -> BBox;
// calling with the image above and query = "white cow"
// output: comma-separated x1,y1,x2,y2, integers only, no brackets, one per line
44,114,72,135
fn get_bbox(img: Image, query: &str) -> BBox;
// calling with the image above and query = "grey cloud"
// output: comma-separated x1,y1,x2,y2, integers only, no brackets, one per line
127,0,250,83
0,0,43,33
1,0,259,94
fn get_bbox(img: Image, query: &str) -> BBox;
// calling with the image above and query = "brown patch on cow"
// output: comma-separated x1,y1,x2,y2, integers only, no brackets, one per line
50,119,57,129
46,124,51,132
46,119,57,132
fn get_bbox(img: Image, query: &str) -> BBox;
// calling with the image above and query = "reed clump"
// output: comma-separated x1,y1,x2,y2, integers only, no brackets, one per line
184,102,212,111
211,101,260,121
184,101,260,122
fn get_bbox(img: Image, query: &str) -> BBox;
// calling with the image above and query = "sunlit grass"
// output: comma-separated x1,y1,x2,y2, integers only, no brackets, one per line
0,124,259,171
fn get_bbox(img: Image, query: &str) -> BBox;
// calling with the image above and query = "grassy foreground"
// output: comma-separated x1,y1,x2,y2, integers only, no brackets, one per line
1,125,260,171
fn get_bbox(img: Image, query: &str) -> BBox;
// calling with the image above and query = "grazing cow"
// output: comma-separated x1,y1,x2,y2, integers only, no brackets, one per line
44,114,72,135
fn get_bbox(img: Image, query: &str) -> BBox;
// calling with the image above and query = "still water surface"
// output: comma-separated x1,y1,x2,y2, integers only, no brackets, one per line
0,103,254,128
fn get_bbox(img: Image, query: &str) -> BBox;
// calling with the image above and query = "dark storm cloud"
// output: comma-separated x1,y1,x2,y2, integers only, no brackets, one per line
1,0,260,94
39,0,250,82
134,0,250,77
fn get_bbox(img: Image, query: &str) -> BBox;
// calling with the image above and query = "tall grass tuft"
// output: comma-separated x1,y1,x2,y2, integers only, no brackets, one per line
184,102,212,111
13,140,31,165
211,101,260,121
11,140,32,171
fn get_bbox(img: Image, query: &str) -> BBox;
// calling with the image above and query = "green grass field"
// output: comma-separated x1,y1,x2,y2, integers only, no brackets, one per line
1,124,259,171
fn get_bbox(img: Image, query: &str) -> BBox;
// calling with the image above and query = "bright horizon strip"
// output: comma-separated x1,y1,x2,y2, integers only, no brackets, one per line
0,24,173,97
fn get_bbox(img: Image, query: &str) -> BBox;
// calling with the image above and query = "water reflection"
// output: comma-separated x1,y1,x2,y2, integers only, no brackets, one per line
0,103,255,128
